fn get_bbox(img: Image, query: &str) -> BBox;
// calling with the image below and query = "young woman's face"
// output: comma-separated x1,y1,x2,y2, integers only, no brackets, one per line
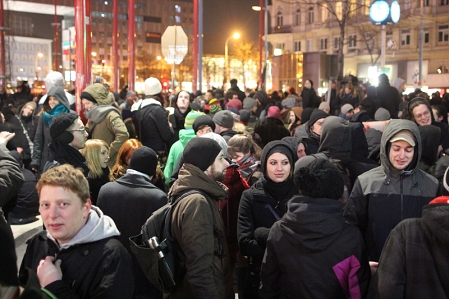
304,80,312,89
48,96,60,109
289,111,296,124
266,152,291,183
99,145,109,168
232,151,246,163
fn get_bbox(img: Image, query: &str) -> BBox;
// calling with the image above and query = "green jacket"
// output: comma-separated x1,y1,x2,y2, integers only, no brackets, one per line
164,129,196,184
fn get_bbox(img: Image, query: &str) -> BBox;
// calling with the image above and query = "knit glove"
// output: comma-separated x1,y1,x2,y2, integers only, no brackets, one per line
254,227,270,247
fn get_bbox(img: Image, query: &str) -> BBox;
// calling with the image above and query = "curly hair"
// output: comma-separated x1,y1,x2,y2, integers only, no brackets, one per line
37,164,90,204
109,138,142,181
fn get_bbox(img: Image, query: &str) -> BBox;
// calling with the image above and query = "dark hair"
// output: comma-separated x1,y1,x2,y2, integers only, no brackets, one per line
405,97,432,122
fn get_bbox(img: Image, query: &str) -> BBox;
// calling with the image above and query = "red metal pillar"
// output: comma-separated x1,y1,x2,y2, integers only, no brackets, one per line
74,0,85,114
85,0,92,85
127,0,135,91
193,0,198,93
112,0,119,92
53,0,59,71
259,0,263,88
0,0,6,84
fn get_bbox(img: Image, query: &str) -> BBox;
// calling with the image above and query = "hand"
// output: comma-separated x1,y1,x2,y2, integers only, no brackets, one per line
0,131,15,145
369,261,379,276
37,256,62,287
16,147,23,154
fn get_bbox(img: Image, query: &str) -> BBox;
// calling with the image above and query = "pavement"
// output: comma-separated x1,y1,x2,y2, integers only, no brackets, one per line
11,215,44,269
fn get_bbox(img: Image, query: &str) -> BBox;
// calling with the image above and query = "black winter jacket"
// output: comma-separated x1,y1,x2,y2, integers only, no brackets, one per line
344,119,439,261
370,200,449,299
238,176,297,266
260,196,370,299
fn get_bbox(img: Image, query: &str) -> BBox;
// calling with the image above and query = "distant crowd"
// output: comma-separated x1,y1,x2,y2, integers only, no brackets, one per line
1,72,449,299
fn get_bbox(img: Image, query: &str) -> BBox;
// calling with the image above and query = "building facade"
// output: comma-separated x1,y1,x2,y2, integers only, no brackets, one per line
268,0,449,93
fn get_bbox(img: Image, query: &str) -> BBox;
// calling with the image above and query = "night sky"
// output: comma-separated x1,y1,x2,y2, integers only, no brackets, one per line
203,0,260,55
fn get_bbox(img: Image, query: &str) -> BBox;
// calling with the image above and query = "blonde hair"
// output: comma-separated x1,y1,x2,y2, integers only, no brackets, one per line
80,139,109,179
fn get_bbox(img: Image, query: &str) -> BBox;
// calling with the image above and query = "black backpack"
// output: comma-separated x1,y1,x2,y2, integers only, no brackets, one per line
129,189,217,293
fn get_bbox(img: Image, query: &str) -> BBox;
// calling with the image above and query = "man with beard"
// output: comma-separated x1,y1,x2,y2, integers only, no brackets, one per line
167,138,234,299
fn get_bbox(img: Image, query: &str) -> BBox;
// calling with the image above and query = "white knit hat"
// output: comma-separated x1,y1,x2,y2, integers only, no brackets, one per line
144,77,162,96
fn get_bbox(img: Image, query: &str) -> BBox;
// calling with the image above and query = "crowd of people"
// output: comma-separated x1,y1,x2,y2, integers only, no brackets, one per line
1,71,449,299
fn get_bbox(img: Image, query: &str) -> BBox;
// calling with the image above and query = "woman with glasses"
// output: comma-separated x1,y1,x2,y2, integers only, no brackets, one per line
31,86,71,175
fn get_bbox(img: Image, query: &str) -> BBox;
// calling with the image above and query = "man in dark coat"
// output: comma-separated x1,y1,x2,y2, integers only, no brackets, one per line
168,138,234,299
20,164,134,298
169,90,192,146
344,119,439,262
369,169,449,298
97,146,167,299
376,73,402,119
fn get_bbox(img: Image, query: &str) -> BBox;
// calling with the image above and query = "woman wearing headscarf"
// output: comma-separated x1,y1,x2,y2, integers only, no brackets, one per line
260,158,370,298
237,140,298,298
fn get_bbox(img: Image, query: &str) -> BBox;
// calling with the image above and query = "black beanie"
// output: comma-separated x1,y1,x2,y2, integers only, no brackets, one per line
301,107,314,125
260,140,295,175
80,91,97,103
50,112,78,143
294,158,344,200
308,108,329,127
192,115,216,134
129,146,158,177
183,138,222,171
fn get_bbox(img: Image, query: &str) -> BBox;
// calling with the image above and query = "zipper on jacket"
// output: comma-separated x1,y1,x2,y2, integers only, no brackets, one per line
400,176,404,220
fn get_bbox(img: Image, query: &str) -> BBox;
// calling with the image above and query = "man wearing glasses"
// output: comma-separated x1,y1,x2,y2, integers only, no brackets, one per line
44,112,90,176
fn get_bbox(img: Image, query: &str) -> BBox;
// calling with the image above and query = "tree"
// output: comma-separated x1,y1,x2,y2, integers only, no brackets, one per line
231,42,259,87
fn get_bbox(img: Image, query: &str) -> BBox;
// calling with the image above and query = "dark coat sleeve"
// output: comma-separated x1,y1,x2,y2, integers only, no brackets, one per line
344,178,369,237
259,223,281,299
31,116,44,167
0,145,24,207
154,107,173,143
237,188,266,262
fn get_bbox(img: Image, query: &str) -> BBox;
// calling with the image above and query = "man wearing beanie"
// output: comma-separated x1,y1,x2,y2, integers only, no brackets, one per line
260,158,370,298
131,77,173,154
242,97,259,128
294,108,329,154
213,110,238,143
370,167,449,298
163,110,205,184
97,146,167,298
344,119,438,262
168,138,234,299
82,83,129,168
44,112,90,176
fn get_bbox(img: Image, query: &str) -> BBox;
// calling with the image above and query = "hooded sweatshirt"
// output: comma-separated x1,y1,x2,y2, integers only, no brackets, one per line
344,119,439,261
20,205,134,298
84,83,129,168
164,128,196,183
260,196,370,299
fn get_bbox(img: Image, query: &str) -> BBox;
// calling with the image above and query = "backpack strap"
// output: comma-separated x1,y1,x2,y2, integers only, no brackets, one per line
166,189,226,259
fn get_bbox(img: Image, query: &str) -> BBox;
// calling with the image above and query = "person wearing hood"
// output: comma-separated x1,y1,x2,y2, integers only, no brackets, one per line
97,146,167,298
260,158,370,299
294,108,329,154
344,119,439,262
82,83,129,168
37,71,76,112
131,78,173,154
369,168,449,298
237,140,298,298
17,101,37,169
31,86,71,174
281,136,310,159
19,164,134,299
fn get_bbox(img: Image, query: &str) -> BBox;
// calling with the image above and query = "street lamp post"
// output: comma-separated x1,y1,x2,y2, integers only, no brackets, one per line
252,0,268,90
157,55,162,78
224,32,240,87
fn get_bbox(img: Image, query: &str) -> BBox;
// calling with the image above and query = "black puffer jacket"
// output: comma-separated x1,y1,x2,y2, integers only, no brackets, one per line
260,196,370,299
344,119,439,261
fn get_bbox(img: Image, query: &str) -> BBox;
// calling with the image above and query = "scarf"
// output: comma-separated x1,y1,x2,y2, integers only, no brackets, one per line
42,103,69,126
263,175,295,203
49,140,90,176
237,154,260,179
